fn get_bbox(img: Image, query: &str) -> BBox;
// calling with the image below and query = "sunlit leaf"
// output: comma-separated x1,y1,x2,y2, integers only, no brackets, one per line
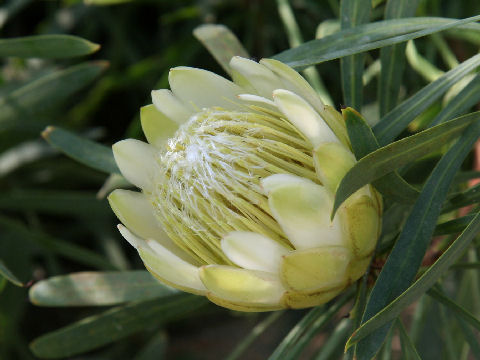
0,35,100,59
29,271,176,306
274,16,480,69
193,24,249,76
374,53,480,145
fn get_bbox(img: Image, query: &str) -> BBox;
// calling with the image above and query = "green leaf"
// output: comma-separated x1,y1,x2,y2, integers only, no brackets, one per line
443,183,480,212
84,0,133,5
134,332,168,360
378,0,420,116
273,16,480,69
427,287,480,332
0,190,110,218
434,214,476,235
269,295,351,360
454,314,480,359
373,53,480,145
193,24,249,76
29,271,176,307
29,294,207,359
226,311,284,360
343,107,419,203
354,119,480,359
314,319,351,360
0,35,100,59
42,126,119,174
0,61,108,131
333,111,480,215
431,74,480,126
396,319,422,360
0,259,25,287
340,0,371,110
346,188,480,354
0,215,115,270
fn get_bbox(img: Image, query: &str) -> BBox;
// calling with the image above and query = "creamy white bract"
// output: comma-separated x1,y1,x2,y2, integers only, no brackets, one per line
109,57,382,311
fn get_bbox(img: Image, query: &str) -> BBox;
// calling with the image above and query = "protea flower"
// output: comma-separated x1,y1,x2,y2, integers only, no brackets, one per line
108,56,382,311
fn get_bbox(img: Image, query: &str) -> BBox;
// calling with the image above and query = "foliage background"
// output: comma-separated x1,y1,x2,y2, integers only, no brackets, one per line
1,0,480,359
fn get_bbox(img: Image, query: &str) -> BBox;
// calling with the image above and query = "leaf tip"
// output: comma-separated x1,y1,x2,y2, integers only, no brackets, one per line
41,126,55,140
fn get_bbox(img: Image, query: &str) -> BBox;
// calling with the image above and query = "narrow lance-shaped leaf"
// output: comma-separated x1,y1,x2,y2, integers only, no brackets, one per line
340,0,371,110
430,74,480,126
273,16,480,69
0,215,115,271
0,259,25,287
353,120,480,359
427,287,480,332
334,111,480,215
379,0,420,116
343,108,419,203
395,319,422,360
374,53,480,145
0,35,100,59
0,61,108,131
29,271,177,307
42,126,119,175
193,24,249,76
29,294,208,359
345,206,480,349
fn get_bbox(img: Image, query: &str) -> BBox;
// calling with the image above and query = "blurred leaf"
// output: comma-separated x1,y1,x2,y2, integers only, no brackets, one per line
134,332,167,360
334,111,480,215
443,183,480,212
346,211,480,350
431,74,480,126
340,0,371,110
348,131,480,356
84,0,133,4
269,295,350,360
42,126,119,174
0,259,25,287
427,287,480,332
396,319,422,360
193,24,249,76
313,319,350,360
0,190,110,217
0,61,108,131
405,40,444,82
434,213,476,235
454,314,480,359
29,271,176,307
379,0,420,116
226,311,284,360
274,16,480,69
276,0,333,105
0,215,115,270
373,53,480,145
29,294,207,358
343,107,419,203
0,35,100,59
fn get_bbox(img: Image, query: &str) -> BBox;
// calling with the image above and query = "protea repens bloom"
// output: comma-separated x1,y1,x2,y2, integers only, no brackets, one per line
108,57,382,311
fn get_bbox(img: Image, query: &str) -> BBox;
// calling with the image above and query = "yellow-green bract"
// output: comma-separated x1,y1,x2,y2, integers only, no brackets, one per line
108,57,382,311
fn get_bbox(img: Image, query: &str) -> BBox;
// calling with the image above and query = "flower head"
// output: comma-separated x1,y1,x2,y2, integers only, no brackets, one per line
109,57,382,311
